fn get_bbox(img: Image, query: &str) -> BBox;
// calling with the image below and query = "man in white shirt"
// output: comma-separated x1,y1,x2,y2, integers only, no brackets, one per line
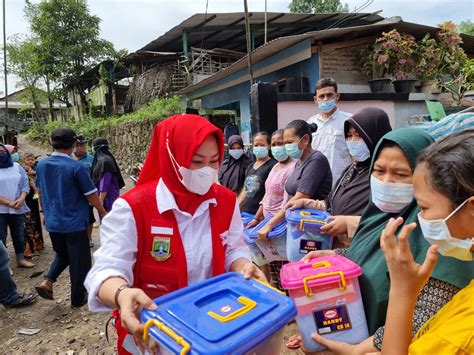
308,78,352,185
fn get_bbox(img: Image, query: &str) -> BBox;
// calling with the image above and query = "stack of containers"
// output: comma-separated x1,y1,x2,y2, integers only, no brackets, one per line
141,272,297,354
285,209,333,262
243,217,287,263
280,255,369,352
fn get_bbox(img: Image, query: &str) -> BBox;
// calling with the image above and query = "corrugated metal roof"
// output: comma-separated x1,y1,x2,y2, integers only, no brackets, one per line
180,17,474,96
137,12,384,53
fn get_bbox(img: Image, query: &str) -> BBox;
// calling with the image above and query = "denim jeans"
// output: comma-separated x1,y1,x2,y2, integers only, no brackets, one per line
0,241,19,305
0,213,25,260
45,230,91,306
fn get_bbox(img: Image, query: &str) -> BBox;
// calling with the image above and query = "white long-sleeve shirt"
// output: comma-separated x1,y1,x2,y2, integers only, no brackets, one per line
308,109,352,185
85,179,250,312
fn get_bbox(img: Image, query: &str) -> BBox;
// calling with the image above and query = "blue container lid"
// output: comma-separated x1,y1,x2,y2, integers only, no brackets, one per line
240,212,255,225
285,209,332,229
141,273,296,354
243,216,287,240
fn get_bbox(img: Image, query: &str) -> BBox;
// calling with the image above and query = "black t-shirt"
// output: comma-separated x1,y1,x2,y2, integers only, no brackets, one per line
241,159,277,214
285,150,332,200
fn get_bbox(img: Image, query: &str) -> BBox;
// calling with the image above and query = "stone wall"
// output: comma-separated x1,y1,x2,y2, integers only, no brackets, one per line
104,118,160,175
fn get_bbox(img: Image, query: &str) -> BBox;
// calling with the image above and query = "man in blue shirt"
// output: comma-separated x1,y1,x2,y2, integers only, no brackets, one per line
35,127,106,308
72,134,96,247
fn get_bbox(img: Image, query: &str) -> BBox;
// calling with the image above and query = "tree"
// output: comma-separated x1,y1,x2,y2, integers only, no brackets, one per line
289,0,349,13
6,35,48,124
24,0,117,119
459,20,474,36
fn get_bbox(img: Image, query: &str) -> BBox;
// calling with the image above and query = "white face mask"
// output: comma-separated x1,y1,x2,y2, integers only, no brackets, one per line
167,137,217,195
418,199,473,261
371,175,414,213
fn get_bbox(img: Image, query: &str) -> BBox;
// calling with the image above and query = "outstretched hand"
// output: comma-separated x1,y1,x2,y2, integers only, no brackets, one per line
380,217,438,297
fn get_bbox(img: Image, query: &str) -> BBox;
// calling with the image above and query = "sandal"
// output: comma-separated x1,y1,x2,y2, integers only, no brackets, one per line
35,285,54,300
4,292,37,308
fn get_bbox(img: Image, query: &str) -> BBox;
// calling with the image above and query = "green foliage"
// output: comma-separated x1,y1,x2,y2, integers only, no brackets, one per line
28,96,183,144
6,35,50,123
24,0,117,100
289,0,349,13
459,20,474,36
443,58,474,106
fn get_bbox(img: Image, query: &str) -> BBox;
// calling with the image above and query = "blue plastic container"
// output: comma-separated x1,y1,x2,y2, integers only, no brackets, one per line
285,209,333,262
240,212,255,226
243,217,287,263
141,272,297,354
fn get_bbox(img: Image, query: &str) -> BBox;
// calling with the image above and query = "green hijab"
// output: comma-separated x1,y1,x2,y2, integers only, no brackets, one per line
346,127,474,334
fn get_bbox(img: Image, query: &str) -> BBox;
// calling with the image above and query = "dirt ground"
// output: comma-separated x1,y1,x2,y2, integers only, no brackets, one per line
0,135,303,355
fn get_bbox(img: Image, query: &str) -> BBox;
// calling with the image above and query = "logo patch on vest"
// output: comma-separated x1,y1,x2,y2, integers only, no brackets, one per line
150,236,171,261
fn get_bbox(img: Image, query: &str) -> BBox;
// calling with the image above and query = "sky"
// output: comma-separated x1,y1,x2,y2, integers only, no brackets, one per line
1,0,473,93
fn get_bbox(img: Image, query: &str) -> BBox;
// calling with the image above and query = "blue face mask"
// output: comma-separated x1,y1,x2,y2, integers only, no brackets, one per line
346,140,370,162
271,146,288,162
253,146,269,159
370,175,413,213
285,137,304,160
229,149,244,160
10,152,20,162
318,99,337,113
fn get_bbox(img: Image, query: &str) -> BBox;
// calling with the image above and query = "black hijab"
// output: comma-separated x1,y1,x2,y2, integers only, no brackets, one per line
91,137,125,188
218,135,252,193
0,143,13,169
327,107,392,215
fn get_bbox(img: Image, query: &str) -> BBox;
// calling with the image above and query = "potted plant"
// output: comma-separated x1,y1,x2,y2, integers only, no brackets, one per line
372,30,418,93
443,58,474,107
415,34,442,93
361,45,392,93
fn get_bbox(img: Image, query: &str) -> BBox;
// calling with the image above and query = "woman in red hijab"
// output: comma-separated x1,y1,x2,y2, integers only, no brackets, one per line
85,114,264,354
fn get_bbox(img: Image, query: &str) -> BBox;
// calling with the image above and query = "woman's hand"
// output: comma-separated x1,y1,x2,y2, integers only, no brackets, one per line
257,224,272,240
231,258,268,282
320,216,347,236
117,287,159,351
285,199,326,211
302,334,361,355
302,250,336,261
380,217,438,297
245,218,259,229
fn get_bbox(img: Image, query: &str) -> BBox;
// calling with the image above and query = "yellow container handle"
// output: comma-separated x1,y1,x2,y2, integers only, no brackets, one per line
253,277,286,295
299,218,328,231
143,318,191,355
311,260,331,269
207,296,257,323
303,271,347,297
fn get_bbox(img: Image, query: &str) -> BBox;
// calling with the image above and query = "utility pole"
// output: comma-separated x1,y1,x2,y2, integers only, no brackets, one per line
243,0,254,84
2,0,8,123
264,0,268,44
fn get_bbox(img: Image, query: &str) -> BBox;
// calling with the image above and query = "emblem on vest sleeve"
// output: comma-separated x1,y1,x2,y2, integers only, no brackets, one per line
150,236,171,261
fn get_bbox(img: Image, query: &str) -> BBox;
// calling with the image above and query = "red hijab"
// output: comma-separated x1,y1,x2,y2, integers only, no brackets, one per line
137,114,225,215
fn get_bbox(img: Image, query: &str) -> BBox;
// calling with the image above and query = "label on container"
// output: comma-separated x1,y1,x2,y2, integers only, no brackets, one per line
314,305,352,334
299,239,322,254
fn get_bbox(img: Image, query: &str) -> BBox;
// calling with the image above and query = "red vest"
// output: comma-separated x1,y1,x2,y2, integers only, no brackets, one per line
114,181,236,354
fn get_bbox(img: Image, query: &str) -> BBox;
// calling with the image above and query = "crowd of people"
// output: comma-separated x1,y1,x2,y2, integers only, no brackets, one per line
0,130,123,308
0,76,472,355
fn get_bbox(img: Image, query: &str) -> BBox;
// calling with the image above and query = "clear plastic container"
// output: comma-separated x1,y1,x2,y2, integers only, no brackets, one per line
243,217,287,263
280,255,369,352
141,272,296,354
285,209,333,262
